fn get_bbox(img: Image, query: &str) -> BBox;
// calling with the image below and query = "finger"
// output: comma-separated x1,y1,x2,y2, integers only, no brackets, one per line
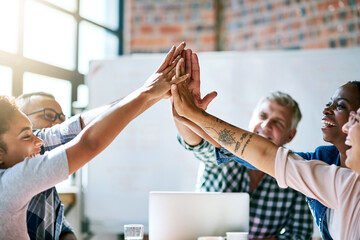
156,45,176,72
181,49,186,59
167,67,177,80
185,49,193,77
176,58,184,77
191,53,200,84
163,55,181,75
201,91,217,110
180,55,185,75
171,84,182,102
170,74,189,85
169,42,186,63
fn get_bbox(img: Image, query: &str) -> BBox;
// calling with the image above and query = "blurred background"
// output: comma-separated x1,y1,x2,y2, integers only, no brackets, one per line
0,0,359,239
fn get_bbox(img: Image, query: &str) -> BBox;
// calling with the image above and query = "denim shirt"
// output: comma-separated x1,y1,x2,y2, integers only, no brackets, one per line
215,145,340,240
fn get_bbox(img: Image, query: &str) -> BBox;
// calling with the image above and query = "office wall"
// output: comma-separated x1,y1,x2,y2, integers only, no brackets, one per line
123,0,360,53
84,48,360,236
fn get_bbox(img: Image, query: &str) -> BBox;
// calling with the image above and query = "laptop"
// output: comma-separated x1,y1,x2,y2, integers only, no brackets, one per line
149,192,249,240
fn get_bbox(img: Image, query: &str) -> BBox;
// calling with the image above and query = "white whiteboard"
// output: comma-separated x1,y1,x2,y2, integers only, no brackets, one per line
84,48,360,234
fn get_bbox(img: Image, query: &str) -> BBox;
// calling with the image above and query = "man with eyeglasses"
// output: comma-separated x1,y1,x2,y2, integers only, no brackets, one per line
17,92,66,129
16,92,76,240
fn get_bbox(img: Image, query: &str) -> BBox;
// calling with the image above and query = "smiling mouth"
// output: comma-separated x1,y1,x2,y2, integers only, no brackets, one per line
29,150,41,158
322,120,337,128
345,139,352,146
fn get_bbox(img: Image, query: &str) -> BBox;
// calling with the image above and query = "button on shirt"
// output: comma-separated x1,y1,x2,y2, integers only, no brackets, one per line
178,137,313,239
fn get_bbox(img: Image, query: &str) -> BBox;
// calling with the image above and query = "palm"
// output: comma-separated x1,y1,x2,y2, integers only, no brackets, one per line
186,51,217,110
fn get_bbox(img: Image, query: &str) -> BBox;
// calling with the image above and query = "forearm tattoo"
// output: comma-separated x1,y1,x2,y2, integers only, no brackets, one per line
235,133,248,152
202,116,254,157
241,134,253,156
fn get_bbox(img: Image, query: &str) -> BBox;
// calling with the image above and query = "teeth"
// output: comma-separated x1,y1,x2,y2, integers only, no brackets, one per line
345,139,352,146
322,120,336,127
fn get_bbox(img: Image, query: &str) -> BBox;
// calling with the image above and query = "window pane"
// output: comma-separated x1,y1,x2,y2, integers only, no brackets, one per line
0,0,19,54
23,72,72,116
0,66,12,96
24,0,76,70
80,0,119,30
78,21,118,74
45,0,77,12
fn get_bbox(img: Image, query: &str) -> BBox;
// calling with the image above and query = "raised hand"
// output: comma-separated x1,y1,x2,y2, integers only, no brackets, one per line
171,79,201,119
184,50,217,110
142,44,188,100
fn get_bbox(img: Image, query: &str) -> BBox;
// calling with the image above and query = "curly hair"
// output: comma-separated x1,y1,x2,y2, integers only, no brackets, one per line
0,96,19,153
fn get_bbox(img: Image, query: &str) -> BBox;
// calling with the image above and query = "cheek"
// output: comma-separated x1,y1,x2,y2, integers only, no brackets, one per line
336,113,350,128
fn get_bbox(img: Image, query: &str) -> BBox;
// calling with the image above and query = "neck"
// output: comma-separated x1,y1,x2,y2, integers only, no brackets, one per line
334,143,349,167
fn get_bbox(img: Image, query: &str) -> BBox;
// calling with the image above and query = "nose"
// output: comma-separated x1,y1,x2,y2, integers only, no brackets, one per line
52,118,62,126
323,104,334,115
260,119,271,129
34,136,43,148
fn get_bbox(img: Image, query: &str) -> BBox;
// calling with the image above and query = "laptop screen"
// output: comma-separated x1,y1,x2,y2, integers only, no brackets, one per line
149,192,249,240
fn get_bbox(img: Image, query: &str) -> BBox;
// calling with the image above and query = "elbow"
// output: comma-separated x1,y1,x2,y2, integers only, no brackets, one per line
80,131,103,157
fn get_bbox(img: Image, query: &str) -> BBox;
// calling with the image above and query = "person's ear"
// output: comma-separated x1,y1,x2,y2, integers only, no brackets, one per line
285,129,297,143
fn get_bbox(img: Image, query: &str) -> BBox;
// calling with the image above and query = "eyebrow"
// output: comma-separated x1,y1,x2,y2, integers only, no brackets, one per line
17,127,31,136
336,97,350,102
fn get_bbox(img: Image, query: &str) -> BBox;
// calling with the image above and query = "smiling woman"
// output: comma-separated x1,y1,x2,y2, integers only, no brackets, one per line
0,43,187,240
171,74,360,239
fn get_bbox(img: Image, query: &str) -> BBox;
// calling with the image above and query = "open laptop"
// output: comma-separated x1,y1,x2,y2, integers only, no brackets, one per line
149,192,249,240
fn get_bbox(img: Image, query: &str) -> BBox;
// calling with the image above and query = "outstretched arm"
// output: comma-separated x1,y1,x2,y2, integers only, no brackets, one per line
171,82,277,177
65,47,189,174
79,42,186,129
171,49,219,147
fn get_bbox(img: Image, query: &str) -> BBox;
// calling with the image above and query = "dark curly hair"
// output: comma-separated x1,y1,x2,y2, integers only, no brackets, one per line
0,96,19,153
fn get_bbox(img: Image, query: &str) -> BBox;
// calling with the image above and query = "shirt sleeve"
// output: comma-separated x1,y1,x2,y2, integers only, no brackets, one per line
215,147,258,169
177,135,218,164
177,135,244,192
1,147,69,210
61,218,75,235
35,115,82,152
275,147,353,209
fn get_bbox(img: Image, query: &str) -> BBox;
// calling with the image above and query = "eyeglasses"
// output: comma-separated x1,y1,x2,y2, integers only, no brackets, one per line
348,111,360,127
27,108,66,123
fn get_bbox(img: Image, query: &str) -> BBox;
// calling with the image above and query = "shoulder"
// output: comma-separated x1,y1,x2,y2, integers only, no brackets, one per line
294,145,339,164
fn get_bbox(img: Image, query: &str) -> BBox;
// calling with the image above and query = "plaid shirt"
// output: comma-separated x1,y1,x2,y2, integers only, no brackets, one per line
27,116,81,240
178,136,313,240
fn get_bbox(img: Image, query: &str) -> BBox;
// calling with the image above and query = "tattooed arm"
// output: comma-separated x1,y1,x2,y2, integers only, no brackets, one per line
171,82,278,177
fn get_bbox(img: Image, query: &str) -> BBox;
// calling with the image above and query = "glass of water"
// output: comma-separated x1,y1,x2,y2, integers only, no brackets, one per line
124,224,144,240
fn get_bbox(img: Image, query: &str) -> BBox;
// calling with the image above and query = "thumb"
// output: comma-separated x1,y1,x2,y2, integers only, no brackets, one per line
201,91,217,110
171,84,181,103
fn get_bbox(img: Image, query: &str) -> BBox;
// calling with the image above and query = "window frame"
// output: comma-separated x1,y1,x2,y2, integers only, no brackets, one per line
0,0,123,114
